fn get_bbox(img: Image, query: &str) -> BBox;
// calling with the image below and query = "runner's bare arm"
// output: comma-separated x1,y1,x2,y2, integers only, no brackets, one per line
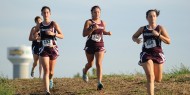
132,27,144,44
54,22,64,39
29,27,36,41
32,24,41,41
158,26,171,44
102,21,112,35
83,20,96,37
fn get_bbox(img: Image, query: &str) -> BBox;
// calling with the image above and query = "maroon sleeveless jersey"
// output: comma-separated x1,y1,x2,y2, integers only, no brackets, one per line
39,21,57,46
142,25,163,53
85,19,104,47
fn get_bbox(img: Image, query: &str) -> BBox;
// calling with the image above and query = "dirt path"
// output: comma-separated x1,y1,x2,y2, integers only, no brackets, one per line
11,75,190,95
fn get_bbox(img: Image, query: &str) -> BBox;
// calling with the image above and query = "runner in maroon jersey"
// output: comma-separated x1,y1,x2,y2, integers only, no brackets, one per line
28,16,43,78
33,6,64,95
132,9,170,95
82,5,112,90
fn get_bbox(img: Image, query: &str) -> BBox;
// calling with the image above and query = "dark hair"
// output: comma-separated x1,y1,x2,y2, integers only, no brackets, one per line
34,16,41,22
146,9,160,18
91,5,101,13
41,6,51,12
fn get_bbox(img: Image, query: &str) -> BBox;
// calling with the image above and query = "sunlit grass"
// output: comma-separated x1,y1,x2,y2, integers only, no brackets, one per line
0,75,14,95
0,64,190,94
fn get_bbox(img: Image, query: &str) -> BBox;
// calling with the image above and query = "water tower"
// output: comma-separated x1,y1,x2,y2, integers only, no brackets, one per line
7,45,33,79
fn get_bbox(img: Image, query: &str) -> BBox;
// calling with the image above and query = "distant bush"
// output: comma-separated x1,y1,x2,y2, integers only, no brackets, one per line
73,72,81,78
164,63,190,81
73,68,97,78
169,63,190,75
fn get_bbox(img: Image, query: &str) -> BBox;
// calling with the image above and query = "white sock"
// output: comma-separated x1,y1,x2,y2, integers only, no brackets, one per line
98,81,102,84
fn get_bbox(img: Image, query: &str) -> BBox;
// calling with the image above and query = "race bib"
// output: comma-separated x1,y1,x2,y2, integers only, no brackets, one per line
144,39,156,49
42,39,53,47
91,34,101,42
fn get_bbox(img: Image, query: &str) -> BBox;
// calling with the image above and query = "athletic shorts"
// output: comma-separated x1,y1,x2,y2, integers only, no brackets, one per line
138,51,166,66
84,46,105,54
32,44,40,55
39,46,59,60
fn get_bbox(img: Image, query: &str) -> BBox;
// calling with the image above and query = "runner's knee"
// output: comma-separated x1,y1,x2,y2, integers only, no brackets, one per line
155,78,162,82
146,74,155,82
86,62,93,68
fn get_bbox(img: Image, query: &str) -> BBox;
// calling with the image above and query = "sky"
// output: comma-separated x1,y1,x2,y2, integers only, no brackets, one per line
0,0,189,79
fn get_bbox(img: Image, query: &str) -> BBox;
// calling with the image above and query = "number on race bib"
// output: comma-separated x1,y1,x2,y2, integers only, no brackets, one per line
91,34,101,42
144,39,156,49
42,39,53,47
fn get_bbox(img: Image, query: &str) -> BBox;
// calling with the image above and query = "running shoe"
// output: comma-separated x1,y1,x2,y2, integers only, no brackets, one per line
31,71,34,77
49,79,54,89
82,69,89,82
45,91,51,95
97,83,104,90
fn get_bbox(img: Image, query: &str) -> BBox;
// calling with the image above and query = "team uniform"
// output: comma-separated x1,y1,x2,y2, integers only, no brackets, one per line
139,25,165,66
84,19,105,54
39,21,59,60
32,27,40,55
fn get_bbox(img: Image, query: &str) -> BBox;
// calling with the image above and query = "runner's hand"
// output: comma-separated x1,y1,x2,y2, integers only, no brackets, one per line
108,31,112,36
46,29,55,36
135,38,142,44
152,30,159,37
93,24,99,30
